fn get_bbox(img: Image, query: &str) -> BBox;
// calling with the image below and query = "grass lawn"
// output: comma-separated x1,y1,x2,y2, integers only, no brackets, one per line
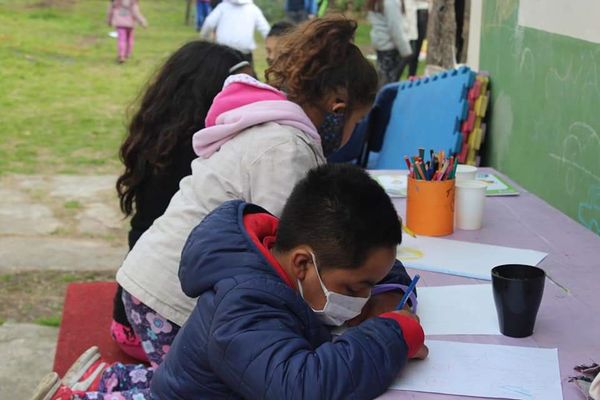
0,0,206,175
0,0,379,176
0,1,426,176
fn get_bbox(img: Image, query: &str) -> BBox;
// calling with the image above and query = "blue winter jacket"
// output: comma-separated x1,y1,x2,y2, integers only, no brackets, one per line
151,200,418,399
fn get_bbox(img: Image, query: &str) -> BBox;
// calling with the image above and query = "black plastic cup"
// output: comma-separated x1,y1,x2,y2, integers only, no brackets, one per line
491,264,546,338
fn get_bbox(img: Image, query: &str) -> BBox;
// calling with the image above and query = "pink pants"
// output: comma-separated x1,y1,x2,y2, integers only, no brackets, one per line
117,27,135,60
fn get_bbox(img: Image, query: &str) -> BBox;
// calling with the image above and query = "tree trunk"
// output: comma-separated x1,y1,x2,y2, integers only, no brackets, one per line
425,0,472,68
426,0,457,69
459,0,471,64
185,0,193,25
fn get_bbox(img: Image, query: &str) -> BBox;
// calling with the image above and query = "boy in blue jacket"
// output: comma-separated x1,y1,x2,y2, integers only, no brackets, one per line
152,164,428,399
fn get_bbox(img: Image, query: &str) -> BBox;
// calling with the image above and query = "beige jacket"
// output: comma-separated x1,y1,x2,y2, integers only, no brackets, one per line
591,372,600,400
116,122,325,326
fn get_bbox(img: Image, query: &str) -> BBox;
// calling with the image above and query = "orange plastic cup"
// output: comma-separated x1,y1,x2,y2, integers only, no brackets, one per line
406,177,455,236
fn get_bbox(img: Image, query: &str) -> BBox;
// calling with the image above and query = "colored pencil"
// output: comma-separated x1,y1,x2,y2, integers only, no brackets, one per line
397,274,420,311
415,162,427,181
404,155,412,171
404,149,459,181
402,224,417,238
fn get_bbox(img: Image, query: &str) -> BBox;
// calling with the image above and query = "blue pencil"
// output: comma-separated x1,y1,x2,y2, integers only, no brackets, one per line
396,274,420,311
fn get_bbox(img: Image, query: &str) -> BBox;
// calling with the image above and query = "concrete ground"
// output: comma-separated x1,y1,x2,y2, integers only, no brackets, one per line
0,323,59,398
0,174,128,399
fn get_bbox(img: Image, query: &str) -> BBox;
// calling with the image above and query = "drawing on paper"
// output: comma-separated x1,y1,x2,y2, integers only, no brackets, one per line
397,246,424,261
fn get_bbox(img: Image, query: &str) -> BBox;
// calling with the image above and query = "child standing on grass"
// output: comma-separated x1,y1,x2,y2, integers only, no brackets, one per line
107,0,148,63
367,0,413,85
200,0,270,65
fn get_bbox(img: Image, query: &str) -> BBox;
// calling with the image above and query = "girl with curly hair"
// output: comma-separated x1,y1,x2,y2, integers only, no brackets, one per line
114,15,378,368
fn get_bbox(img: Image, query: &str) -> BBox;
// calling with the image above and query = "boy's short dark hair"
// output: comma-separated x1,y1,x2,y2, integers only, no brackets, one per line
267,21,295,38
275,164,402,269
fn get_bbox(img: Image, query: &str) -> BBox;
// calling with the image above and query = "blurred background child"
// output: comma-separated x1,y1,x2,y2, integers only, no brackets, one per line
200,0,270,65
107,0,148,63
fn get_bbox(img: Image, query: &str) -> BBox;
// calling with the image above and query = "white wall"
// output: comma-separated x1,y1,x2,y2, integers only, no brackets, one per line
518,0,600,44
466,0,483,70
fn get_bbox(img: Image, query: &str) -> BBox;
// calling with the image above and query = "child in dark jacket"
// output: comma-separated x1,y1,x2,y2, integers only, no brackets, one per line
152,163,427,399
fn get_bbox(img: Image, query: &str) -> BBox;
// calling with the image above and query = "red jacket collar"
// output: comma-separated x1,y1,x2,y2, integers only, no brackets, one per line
243,212,294,288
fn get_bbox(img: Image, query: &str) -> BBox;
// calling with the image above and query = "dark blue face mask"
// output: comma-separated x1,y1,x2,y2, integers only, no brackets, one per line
318,112,345,157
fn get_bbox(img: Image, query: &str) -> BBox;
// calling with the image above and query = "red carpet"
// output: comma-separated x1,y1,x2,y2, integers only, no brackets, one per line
53,282,144,376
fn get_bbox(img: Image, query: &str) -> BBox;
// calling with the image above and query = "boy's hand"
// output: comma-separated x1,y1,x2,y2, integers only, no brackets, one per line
413,343,429,359
389,310,429,360
346,292,408,327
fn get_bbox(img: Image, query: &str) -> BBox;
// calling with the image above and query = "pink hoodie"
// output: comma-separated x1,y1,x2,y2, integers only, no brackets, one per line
107,0,147,28
192,74,321,158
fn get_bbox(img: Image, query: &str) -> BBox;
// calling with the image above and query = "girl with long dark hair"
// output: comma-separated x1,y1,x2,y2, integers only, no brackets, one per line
112,40,251,362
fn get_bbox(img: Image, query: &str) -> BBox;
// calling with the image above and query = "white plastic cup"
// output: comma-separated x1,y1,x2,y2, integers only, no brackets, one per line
455,164,478,181
455,180,487,230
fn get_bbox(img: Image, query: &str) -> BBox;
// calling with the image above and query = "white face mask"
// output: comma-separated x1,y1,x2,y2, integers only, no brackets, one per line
298,252,371,326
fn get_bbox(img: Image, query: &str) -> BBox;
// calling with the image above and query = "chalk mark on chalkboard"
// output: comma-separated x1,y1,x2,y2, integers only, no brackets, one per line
545,54,600,100
578,185,600,235
549,122,600,195
545,64,572,102
580,54,600,100
519,47,535,79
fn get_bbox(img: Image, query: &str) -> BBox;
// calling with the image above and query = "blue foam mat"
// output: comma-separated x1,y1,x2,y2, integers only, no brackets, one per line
375,66,475,170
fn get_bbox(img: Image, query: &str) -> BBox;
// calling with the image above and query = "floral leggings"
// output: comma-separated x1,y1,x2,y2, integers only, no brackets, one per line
75,364,153,399
121,290,181,368
72,292,181,399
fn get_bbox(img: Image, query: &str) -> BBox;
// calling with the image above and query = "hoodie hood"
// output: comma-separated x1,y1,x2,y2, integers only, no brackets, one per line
193,74,320,158
205,74,287,127
179,200,290,298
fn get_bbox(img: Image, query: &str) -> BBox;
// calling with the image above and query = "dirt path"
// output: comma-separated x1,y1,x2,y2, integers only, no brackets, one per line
0,174,128,324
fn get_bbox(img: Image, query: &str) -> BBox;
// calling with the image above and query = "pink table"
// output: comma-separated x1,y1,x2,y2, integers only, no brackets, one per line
371,169,600,400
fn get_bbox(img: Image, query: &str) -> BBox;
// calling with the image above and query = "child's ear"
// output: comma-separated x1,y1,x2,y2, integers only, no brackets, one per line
290,248,313,281
331,101,347,115
324,87,348,115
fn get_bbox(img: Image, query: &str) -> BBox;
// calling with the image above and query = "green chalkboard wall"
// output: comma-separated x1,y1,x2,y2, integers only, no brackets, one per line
480,0,600,235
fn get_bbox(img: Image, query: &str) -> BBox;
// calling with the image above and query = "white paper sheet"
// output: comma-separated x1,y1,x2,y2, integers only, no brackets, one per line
390,340,563,400
373,172,519,197
374,174,408,197
397,236,548,280
417,285,500,335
